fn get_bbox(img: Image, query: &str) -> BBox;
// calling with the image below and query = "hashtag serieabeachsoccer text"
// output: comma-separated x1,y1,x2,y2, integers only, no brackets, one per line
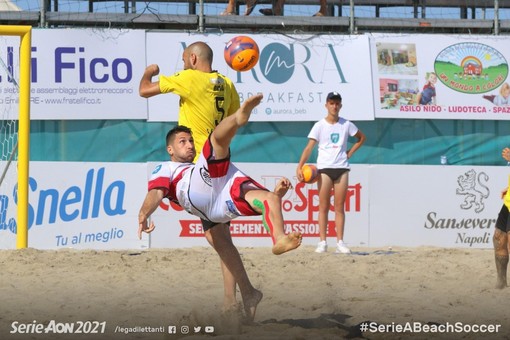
360,321,501,334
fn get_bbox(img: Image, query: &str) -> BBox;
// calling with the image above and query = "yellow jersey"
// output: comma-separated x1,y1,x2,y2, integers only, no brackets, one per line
159,69,240,161
505,175,510,211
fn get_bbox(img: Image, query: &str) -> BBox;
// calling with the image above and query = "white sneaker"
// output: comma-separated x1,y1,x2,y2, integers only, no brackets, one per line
315,240,327,253
335,241,351,254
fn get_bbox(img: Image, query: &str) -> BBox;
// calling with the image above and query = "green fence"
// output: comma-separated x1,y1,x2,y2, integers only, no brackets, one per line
30,119,510,166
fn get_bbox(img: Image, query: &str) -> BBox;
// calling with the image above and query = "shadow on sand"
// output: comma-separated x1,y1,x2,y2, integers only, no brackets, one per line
261,313,370,339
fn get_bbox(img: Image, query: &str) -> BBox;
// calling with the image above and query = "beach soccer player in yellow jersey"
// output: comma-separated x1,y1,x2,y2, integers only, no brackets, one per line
139,41,240,162
494,147,510,289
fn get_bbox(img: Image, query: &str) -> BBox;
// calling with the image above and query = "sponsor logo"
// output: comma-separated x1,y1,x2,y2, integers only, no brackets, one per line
435,42,508,94
199,167,212,187
455,169,489,213
0,167,126,233
0,45,133,84
233,41,348,86
151,164,162,174
225,200,240,218
423,169,494,247
176,181,363,238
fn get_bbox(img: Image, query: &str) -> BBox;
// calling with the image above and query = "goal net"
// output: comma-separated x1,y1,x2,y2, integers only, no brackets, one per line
0,25,31,249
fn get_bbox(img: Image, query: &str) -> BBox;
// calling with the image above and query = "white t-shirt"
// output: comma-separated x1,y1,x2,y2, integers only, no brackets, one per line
307,117,359,169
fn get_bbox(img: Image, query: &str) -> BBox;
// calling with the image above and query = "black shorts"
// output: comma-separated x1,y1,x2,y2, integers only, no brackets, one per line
318,168,350,182
496,204,510,232
200,218,230,231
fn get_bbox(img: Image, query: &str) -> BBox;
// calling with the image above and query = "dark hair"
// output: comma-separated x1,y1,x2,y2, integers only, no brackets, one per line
166,125,192,146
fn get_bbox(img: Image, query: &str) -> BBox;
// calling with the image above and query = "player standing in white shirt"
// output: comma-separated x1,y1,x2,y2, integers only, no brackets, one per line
296,92,366,254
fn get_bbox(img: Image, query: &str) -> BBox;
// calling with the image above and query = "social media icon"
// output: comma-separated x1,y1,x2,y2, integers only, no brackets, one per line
168,326,176,334
205,326,214,333
194,326,201,333
181,326,189,334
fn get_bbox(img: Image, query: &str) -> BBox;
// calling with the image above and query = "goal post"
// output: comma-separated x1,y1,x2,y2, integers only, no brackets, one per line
0,25,31,249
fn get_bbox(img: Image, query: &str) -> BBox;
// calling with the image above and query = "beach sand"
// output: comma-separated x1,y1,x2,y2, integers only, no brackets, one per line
0,246,509,339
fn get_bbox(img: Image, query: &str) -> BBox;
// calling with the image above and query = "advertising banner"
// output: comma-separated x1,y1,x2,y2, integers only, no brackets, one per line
369,164,508,248
372,34,510,120
0,29,146,120
0,162,147,249
145,33,375,122
1,162,506,250
147,163,370,249
6,29,510,121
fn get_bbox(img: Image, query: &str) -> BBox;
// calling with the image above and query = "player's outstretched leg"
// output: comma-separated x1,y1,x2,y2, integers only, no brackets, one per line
211,93,263,160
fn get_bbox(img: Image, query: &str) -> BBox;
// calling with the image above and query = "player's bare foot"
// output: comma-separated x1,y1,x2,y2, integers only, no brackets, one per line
237,93,263,126
496,276,507,289
242,289,263,323
273,177,293,198
272,232,302,255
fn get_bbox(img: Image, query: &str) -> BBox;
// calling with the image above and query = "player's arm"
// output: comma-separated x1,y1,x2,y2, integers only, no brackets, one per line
347,129,366,159
139,64,162,98
296,139,317,182
138,188,165,239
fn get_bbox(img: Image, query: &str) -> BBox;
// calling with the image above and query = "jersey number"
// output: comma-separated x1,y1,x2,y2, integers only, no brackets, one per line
214,96,226,127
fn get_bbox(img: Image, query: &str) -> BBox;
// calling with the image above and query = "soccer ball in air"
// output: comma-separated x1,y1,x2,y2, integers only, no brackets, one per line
224,36,259,72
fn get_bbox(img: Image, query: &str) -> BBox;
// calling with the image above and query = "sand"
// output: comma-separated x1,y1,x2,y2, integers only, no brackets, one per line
0,246,509,340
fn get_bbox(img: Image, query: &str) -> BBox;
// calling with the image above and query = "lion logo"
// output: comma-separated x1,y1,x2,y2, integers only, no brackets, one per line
456,169,490,213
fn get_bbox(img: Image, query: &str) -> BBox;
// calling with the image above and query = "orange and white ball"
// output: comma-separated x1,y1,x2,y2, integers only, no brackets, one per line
302,164,319,184
224,36,259,72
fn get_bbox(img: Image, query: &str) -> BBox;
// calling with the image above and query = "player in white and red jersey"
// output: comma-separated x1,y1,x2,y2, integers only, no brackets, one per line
147,136,269,224
138,94,302,320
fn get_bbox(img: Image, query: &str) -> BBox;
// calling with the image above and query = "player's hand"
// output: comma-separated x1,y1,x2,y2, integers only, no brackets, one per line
502,148,510,162
502,187,508,199
274,177,293,198
296,167,304,183
138,220,156,239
